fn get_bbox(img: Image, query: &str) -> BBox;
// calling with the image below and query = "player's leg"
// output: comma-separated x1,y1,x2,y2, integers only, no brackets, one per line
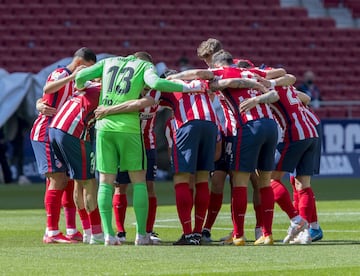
44,171,70,243
77,178,103,244
192,121,217,243
193,171,210,241
62,179,84,242
32,135,71,244
129,170,149,245
145,149,161,244
96,130,120,246
173,172,197,245
72,180,90,241
113,171,130,241
230,171,249,246
250,172,263,240
202,169,227,242
254,171,275,245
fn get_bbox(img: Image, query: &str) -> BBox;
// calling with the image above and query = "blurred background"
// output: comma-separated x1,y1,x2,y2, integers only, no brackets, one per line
0,0,359,183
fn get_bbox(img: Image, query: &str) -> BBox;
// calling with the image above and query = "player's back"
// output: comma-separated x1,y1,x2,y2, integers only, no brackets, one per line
270,86,318,142
30,67,73,142
97,55,153,134
50,82,101,141
101,55,150,105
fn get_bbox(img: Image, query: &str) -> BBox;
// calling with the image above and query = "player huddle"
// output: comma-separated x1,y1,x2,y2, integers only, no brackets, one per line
30,38,323,246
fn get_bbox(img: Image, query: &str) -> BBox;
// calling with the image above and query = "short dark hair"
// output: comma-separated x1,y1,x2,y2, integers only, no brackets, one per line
237,59,255,69
212,50,233,66
74,47,97,63
134,51,153,63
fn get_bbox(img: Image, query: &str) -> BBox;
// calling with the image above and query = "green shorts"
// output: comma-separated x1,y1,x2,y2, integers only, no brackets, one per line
96,130,147,174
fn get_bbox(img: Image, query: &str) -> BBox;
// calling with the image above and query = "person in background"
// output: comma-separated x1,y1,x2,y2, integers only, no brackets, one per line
177,56,193,72
297,70,322,109
0,126,12,184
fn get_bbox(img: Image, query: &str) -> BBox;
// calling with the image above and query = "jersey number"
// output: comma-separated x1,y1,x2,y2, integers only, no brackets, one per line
286,88,300,105
107,66,134,95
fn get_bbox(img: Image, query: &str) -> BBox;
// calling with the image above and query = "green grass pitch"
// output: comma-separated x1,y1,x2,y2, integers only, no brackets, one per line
0,177,359,275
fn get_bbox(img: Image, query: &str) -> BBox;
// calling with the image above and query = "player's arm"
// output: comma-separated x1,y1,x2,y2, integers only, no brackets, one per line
35,98,57,116
75,61,104,90
210,78,268,94
143,66,207,93
239,90,279,113
257,74,296,89
296,90,311,106
264,68,287,80
94,96,156,119
166,69,214,81
43,65,88,94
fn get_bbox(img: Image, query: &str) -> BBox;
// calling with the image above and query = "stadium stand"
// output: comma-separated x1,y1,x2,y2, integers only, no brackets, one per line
0,0,359,117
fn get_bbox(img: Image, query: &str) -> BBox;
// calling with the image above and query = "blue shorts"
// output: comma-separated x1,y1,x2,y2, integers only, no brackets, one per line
31,139,66,175
49,128,95,180
275,137,318,176
116,149,157,184
313,124,322,175
231,118,278,172
172,120,218,174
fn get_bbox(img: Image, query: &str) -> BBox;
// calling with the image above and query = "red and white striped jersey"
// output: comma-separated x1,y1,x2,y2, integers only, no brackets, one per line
140,90,161,150
269,86,318,142
211,66,274,125
164,116,175,149
212,91,238,137
30,67,74,142
159,80,218,130
303,106,321,127
49,82,101,141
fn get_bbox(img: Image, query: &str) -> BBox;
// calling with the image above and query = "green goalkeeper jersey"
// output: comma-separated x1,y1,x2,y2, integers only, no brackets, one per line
75,55,185,133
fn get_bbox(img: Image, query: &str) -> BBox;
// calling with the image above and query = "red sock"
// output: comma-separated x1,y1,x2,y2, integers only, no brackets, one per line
231,186,247,238
62,180,76,229
311,194,319,224
78,208,90,231
259,186,274,237
88,207,102,234
113,194,127,233
146,196,157,233
290,176,299,212
298,187,315,223
45,189,63,231
193,182,210,234
203,192,223,230
175,182,193,235
271,179,298,219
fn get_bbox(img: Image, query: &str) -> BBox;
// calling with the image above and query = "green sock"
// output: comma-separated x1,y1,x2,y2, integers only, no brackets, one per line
133,183,149,236
97,183,114,236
